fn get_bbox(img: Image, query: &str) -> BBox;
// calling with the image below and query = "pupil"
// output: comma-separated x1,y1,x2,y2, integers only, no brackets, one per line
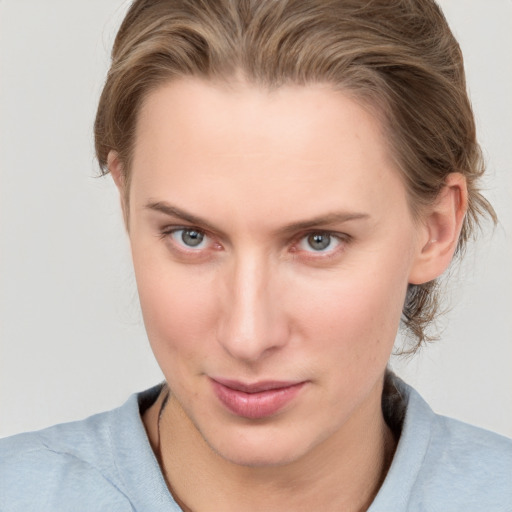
182,230,204,247
308,233,330,251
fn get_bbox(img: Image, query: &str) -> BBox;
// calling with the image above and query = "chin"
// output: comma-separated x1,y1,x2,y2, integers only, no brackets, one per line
213,439,303,468
200,419,320,469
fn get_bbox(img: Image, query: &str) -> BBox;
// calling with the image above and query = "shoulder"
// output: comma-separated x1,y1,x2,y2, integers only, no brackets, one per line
372,375,512,511
417,410,512,507
0,387,162,512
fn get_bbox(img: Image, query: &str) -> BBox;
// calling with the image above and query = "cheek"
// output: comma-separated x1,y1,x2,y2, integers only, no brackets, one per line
289,262,408,363
287,267,409,417
131,250,219,366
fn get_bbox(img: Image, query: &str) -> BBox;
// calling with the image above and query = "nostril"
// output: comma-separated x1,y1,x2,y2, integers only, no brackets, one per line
216,302,289,362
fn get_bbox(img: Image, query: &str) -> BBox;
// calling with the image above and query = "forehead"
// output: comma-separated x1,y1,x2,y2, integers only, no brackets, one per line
130,78,409,225
135,78,388,157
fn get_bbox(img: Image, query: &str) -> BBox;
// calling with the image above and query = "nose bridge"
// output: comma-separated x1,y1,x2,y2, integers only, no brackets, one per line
217,248,287,362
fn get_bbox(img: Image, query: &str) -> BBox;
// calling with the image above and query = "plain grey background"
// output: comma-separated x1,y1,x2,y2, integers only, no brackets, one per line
1,0,511,439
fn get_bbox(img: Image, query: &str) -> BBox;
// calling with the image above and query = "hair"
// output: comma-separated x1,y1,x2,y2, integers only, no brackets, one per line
94,0,496,350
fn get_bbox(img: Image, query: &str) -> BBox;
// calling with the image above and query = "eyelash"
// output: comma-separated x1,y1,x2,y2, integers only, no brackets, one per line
291,232,349,260
159,227,220,256
159,226,350,260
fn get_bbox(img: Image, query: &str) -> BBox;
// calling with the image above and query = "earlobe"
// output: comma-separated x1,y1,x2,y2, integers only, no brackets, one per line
408,173,468,285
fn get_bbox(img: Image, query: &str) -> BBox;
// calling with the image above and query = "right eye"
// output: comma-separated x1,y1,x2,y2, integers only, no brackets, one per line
169,228,209,249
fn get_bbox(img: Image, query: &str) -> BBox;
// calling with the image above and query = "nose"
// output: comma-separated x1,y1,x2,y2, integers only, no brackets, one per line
216,252,289,363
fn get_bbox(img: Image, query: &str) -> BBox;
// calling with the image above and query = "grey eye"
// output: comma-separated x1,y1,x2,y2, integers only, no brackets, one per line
306,233,332,251
181,229,204,247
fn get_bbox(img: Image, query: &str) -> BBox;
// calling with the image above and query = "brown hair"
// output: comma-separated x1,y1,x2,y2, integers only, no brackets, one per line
94,0,496,350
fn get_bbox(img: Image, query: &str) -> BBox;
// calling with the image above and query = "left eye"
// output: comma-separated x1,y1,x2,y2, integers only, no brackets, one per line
298,232,342,253
170,228,208,249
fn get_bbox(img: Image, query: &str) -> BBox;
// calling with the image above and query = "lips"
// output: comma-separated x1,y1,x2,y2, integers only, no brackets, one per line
210,378,306,419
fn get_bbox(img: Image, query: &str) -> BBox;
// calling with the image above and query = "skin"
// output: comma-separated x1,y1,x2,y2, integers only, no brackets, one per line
109,78,467,511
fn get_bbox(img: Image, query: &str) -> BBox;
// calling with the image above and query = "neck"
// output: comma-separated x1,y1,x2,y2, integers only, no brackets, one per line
144,379,396,512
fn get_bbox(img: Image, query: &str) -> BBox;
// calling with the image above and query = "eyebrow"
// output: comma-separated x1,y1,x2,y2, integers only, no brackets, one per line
277,211,370,235
145,201,220,233
145,200,370,235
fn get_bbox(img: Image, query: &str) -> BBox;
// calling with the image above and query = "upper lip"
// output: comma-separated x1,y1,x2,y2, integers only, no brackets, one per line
211,378,305,394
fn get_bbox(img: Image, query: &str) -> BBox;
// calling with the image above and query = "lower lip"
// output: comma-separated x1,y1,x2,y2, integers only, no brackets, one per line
210,380,306,419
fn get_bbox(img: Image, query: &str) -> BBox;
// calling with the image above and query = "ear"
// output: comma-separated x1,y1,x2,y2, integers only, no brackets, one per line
107,150,129,229
408,173,468,285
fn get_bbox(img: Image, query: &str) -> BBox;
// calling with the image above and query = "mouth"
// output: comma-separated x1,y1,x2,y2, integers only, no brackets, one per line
210,378,307,419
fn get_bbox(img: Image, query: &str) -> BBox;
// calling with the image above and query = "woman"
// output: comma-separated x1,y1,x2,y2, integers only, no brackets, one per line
1,0,511,510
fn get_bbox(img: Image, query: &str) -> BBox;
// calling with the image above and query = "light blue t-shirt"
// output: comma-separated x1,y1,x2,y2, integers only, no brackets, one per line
1,377,511,511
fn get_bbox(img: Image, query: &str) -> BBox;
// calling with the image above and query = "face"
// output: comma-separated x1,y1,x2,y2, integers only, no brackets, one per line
123,79,426,467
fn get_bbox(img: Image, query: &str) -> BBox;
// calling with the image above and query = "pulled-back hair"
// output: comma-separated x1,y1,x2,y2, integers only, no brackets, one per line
94,0,496,349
